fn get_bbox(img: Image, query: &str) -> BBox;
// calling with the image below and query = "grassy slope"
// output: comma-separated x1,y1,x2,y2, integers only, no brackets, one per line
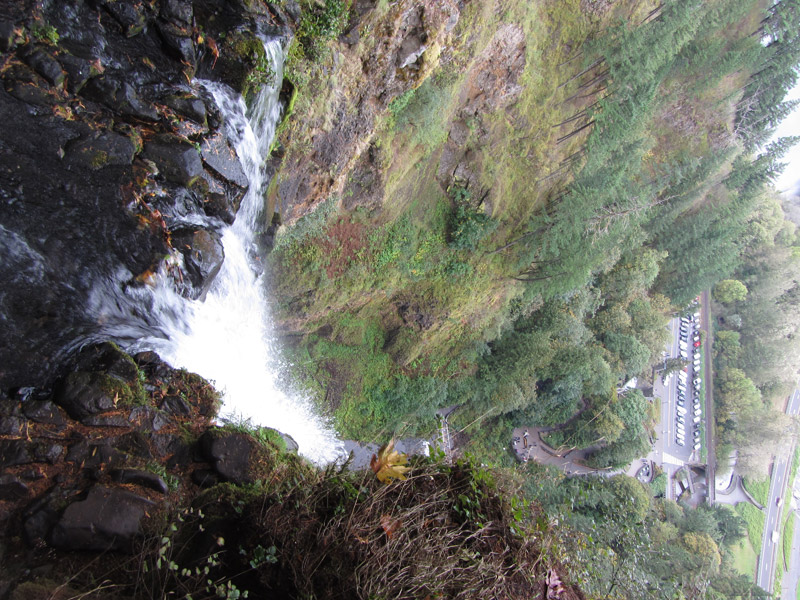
269,0,762,444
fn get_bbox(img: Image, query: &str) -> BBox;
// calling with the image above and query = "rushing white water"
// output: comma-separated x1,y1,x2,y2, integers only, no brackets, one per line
101,40,342,464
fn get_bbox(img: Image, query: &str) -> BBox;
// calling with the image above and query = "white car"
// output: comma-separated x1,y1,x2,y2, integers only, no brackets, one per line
693,415,701,423
677,406,688,415
693,408,702,417
693,442,701,450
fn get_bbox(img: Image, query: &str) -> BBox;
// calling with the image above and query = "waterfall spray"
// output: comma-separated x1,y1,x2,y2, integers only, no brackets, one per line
97,39,343,464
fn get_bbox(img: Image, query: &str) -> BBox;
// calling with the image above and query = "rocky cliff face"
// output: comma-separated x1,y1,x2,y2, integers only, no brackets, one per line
0,0,292,391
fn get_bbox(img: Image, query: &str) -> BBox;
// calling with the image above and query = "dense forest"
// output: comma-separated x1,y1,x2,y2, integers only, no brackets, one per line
271,0,800,469
264,0,800,595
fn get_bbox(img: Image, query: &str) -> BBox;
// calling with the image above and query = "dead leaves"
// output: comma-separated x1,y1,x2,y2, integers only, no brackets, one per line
379,514,402,539
370,439,410,484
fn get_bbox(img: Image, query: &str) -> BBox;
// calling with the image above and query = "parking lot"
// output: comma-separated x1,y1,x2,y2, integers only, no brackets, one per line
658,301,706,497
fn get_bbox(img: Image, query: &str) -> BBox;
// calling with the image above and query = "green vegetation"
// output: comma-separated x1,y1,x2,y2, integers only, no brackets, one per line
262,1,800,595
30,23,59,45
295,0,351,59
784,511,795,572
730,536,758,580
523,466,754,597
736,502,765,551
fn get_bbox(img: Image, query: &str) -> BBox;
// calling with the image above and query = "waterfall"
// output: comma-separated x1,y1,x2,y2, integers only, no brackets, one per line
96,39,343,465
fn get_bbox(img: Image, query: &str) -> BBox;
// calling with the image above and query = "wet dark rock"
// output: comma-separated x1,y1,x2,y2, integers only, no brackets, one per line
191,468,220,487
171,228,225,300
143,134,204,185
65,130,137,171
49,485,155,552
74,342,141,382
0,474,29,501
81,413,131,427
99,0,148,37
0,20,16,52
116,431,154,460
55,371,120,420
58,53,97,94
66,441,125,469
200,430,256,484
150,433,184,460
201,189,238,225
24,493,64,546
156,21,196,66
161,0,194,26
128,406,169,431
0,415,26,436
160,394,191,416
200,132,248,188
19,468,46,481
110,468,169,494
4,74,56,106
22,400,66,427
165,91,207,125
81,76,159,121
1,440,31,466
0,440,61,466
21,48,65,88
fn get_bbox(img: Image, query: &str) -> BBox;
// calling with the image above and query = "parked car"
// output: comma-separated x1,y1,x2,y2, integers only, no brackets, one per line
676,438,685,446
677,415,685,424
693,408,702,416
693,442,701,450
693,415,701,423
677,406,688,415
693,340,701,347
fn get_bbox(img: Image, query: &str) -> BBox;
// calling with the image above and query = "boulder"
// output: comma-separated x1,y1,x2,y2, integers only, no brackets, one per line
81,76,159,121
110,468,169,494
200,133,248,188
0,474,29,500
64,130,137,171
171,228,225,300
49,485,155,552
200,430,257,484
0,415,26,436
128,406,169,431
58,53,97,94
159,394,191,416
99,0,148,37
164,92,207,125
22,400,66,427
55,371,121,420
65,441,125,469
142,135,204,185
0,440,62,466
0,20,16,52
22,47,66,88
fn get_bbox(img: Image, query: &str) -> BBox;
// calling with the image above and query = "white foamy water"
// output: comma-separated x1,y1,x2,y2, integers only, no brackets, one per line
97,40,342,464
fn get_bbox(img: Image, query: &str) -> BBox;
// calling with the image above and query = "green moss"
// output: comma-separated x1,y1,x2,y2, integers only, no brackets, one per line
30,23,59,45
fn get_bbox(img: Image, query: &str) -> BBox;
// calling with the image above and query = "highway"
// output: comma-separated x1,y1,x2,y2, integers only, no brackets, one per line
757,389,800,593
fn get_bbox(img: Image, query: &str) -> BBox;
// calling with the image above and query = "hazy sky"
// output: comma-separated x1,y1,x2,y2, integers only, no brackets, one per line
774,83,800,194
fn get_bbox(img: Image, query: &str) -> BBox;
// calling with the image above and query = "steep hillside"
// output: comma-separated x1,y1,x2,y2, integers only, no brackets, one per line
265,0,793,456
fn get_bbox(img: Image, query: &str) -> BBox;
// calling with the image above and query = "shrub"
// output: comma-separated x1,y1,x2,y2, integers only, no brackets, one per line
447,187,497,251
297,0,351,59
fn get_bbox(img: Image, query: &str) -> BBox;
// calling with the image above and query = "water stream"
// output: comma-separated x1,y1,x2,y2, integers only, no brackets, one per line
96,39,343,464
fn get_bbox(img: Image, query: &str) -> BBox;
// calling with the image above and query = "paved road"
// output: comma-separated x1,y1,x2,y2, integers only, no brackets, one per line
781,499,800,599
757,389,800,593
701,290,716,504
